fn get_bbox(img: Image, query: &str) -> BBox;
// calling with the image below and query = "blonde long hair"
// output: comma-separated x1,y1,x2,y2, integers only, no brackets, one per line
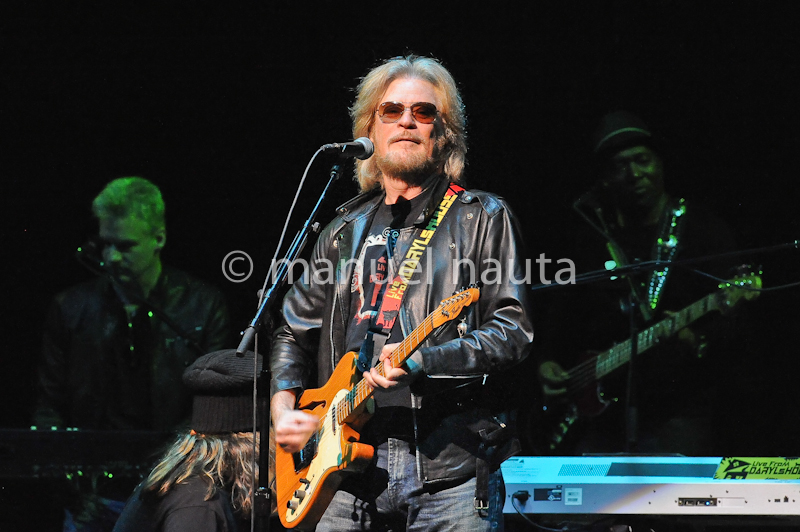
349,55,467,192
142,431,259,517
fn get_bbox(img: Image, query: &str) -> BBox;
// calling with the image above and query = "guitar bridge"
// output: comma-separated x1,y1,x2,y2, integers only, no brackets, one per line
292,430,318,473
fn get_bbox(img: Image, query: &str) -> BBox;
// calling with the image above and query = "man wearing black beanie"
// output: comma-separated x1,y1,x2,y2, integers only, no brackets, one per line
536,110,744,458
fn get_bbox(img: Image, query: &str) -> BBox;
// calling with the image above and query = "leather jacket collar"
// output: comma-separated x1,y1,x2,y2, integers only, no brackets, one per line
335,174,450,227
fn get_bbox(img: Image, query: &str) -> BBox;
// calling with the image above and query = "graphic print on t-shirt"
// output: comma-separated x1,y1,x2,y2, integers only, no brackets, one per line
351,229,393,324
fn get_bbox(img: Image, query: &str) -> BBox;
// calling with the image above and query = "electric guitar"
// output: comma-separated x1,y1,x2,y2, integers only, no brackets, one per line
525,272,761,455
274,286,480,530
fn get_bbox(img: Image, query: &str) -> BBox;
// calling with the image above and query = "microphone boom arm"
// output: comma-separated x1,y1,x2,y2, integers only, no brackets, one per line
236,162,345,355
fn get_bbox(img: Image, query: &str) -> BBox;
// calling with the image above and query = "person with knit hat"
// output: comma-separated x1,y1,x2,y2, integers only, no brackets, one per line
590,110,671,227
112,349,263,532
534,111,742,458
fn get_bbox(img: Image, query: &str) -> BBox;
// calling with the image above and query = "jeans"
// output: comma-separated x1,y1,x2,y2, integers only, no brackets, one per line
316,438,504,532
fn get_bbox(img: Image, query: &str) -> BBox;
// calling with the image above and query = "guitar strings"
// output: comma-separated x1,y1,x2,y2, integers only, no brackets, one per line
561,293,715,394
337,310,438,423
286,296,471,512
336,293,468,423
308,294,470,473
305,311,443,475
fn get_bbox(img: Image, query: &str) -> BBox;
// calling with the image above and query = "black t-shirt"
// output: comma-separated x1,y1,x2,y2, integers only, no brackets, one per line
112,476,241,532
345,189,432,416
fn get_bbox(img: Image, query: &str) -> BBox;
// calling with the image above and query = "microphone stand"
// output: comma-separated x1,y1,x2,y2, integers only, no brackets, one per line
238,161,346,532
237,159,345,354
572,198,647,451
623,289,640,453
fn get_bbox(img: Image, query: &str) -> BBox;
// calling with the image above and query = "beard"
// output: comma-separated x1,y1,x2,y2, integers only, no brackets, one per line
375,143,440,187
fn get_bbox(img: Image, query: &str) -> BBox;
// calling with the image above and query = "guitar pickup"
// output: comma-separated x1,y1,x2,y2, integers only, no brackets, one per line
292,432,318,473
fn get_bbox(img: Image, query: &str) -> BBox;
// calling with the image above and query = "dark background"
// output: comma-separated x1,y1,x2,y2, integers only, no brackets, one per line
3,1,798,458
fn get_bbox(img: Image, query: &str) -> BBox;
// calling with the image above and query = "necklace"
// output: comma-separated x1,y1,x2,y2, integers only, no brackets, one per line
647,198,687,311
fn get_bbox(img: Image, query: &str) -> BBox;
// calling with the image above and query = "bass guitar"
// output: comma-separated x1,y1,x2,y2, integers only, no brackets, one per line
526,272,761,455
274,286,480,529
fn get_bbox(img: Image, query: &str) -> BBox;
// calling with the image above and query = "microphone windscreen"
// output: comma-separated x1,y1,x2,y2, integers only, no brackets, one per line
354,137,374,160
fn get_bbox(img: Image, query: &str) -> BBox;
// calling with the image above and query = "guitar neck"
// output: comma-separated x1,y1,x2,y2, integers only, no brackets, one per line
594,292,718,380
335,311,438,425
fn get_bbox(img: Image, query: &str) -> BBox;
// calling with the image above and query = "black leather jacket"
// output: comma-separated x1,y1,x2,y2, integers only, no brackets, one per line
271,178,534,486
35,266,231,431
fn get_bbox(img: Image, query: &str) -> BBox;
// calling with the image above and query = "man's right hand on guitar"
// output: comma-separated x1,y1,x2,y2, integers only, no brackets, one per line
272,390,318,454
538,361,570,398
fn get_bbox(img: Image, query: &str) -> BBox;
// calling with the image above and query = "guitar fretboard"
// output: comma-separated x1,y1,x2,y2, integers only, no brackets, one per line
594,293,717,380
333,301,461,426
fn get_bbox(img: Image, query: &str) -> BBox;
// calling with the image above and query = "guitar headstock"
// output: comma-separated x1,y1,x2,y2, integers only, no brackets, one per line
432,286,480,328
716,271,762,313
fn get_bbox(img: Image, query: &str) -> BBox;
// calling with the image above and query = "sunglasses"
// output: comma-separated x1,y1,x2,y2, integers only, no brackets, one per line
376,101,438,124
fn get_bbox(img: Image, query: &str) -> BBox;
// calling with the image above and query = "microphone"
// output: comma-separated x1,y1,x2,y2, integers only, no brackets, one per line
320,137,374,160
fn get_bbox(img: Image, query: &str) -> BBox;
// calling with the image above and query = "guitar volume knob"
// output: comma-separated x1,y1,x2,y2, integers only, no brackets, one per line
287,500,299,510
295,489,307,500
